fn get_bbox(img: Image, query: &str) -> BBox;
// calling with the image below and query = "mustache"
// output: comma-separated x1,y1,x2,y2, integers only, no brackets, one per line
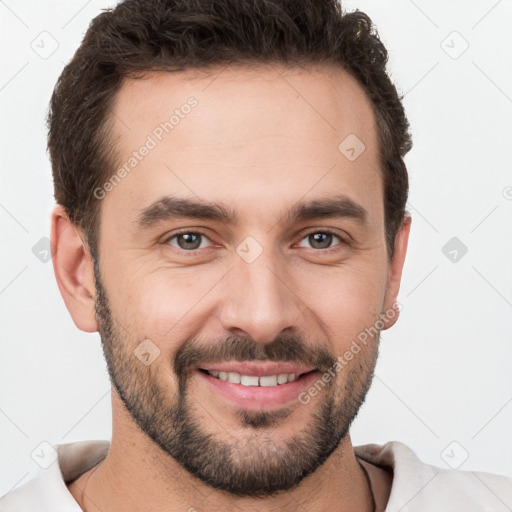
173,333,337,378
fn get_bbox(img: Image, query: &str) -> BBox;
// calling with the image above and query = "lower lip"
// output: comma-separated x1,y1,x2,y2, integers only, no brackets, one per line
196,370,319,410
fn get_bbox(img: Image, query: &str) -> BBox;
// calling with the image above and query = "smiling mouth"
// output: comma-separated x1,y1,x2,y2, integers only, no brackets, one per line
198,369,315,387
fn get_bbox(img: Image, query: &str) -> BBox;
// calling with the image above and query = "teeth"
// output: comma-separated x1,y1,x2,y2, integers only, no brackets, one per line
277,374,288,384
207,371,299,386
240,375,259,386
227,372,241,384
259,375,278,387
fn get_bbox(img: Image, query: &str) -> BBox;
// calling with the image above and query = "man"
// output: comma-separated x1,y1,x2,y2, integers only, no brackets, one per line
2,0,511,510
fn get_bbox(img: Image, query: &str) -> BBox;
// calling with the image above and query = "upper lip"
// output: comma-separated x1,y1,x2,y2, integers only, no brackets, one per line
198,361,315,377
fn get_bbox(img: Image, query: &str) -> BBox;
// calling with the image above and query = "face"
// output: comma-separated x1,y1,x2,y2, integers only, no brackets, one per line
91,64,400,496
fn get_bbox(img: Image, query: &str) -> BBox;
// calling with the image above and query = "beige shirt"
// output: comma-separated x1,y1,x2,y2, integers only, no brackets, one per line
1,440,511,511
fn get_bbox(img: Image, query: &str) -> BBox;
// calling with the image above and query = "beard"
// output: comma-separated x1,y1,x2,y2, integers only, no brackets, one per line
92,259,380,497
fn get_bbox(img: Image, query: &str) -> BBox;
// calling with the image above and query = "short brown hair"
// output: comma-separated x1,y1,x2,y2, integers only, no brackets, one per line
47,0,412,261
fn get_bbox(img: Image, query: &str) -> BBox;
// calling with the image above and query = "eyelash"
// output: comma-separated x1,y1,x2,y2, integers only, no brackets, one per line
163,229,346,255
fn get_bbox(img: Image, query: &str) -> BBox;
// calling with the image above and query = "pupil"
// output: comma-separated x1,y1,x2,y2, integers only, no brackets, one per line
311,233,331,249
179,233,201,250
177,233,332,251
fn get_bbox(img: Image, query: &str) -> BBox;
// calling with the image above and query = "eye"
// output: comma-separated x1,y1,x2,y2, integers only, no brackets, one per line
297,230,344,250
163,229,346,254
165,231,213,252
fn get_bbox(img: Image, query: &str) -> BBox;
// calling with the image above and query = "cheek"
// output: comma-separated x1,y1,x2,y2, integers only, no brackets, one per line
107,267,222,343
293,259,387,346
103,246,388,354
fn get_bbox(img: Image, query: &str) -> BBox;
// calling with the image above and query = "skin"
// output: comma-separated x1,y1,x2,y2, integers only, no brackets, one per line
52,63,410,511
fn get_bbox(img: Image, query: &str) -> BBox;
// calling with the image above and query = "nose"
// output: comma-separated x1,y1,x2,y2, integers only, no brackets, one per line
217,248,304,344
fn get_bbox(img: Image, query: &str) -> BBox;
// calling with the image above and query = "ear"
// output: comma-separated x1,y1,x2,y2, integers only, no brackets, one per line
50,205,98,332
382,213,411,330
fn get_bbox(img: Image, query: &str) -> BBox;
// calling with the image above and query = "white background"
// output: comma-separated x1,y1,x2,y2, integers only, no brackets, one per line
1,0,511,499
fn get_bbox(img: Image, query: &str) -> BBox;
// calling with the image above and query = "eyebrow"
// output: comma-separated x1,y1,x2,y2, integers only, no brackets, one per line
134,194,368,229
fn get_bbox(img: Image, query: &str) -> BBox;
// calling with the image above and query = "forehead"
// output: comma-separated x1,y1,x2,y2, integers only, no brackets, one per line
111,63,377,149
103,63,382,229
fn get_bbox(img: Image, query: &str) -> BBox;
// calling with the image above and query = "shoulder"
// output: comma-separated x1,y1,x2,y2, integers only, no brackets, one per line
355,440,512,511
0,440,109,511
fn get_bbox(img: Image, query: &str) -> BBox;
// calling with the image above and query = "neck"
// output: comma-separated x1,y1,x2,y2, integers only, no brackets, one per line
67,399,390,511
68,436,385,512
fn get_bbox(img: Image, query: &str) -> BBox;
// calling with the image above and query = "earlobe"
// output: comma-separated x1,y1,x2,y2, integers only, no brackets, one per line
50,205,98,333
382,213,412,330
